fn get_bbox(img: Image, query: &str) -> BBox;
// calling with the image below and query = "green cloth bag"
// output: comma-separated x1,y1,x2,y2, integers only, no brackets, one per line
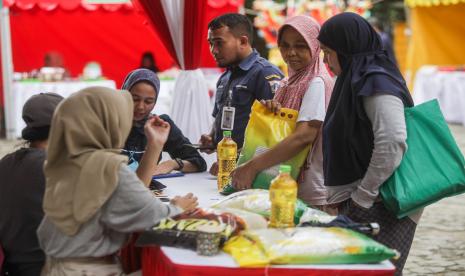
381,99,465,218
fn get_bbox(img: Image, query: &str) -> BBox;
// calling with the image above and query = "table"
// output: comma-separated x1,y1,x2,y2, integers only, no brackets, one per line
413,66,465,125
140,172,395,276
7,80,116,139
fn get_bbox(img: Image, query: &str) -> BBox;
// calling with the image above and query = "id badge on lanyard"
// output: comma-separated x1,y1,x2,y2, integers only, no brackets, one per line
221,89,235,130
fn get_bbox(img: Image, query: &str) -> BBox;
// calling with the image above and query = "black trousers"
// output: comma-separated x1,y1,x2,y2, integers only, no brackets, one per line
2,261,44,276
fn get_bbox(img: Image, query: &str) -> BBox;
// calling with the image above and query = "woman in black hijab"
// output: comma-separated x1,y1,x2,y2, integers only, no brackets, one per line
318,13,418,274
122,69,206,186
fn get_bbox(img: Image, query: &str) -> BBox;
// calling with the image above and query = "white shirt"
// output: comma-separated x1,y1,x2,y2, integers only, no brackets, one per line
296,77,327,206
297,77,326,123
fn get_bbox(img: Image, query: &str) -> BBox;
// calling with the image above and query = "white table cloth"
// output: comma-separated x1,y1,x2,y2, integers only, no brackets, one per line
7,76,218,140
7,80,116,138
413,66,465,125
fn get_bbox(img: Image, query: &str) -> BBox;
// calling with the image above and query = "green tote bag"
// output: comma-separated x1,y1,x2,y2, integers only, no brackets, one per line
381,99,465,218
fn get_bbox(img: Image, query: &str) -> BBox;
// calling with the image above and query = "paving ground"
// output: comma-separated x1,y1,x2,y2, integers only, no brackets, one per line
402,124,465,276
1,124,465,275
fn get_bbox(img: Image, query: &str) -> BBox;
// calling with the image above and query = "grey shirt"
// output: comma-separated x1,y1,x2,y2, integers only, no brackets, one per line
326,94,422,223
37,165,182,258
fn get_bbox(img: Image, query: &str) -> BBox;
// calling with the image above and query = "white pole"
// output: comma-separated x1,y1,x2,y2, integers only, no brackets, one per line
1,4,15,139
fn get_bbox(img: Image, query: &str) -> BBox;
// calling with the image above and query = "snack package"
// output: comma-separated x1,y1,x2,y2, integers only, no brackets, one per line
221,101,311,194
211,189,309,225
224,227,397,267
135,208,265,250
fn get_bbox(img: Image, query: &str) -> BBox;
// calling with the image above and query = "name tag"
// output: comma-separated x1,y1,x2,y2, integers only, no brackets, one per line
221,106,235,130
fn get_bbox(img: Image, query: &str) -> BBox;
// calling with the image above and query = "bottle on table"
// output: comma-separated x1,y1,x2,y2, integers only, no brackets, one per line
217,130,237,191
269,165,297,228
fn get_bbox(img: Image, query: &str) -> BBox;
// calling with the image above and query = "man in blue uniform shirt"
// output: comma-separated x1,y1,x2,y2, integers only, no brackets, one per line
199,13,283,175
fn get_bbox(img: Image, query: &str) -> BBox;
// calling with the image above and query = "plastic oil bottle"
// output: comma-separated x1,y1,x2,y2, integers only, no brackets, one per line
269,165,297,228
217,130,237,191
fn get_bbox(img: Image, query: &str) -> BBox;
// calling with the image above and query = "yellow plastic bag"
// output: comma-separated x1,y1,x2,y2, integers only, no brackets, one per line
222,235,269,267
238,100,311,189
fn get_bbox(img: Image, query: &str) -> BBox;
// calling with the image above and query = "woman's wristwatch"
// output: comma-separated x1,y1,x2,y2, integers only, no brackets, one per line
174,158,184,171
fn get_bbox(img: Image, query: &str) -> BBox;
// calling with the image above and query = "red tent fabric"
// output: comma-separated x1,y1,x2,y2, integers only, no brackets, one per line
0,0,240,106
9,5,176,87
135,0,211,70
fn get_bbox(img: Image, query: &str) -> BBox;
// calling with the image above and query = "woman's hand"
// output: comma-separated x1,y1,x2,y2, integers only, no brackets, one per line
231,161,258,190
153,160,177,175
260,99,282,115
144,116,170,148
171,193,198,212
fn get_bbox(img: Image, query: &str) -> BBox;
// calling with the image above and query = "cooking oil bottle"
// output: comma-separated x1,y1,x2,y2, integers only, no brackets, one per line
217,130,237,191
269,165,297,228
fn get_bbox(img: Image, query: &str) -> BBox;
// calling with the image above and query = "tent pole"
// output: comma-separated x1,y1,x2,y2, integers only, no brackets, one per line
1,4,15,139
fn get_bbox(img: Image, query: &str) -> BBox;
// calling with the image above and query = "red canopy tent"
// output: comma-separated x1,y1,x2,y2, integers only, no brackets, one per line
0,0,240,105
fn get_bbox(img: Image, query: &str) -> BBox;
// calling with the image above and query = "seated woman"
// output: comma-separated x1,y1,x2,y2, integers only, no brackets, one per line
317,13,419,274
0,93,63,276
140,51,159,73
37,87,197,275
122,69,207,186
231,15,334,208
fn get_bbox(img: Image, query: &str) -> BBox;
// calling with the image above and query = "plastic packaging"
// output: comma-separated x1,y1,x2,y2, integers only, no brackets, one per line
136,208,266,250
211,189,308,225
236,101,311,190
224,227,397,267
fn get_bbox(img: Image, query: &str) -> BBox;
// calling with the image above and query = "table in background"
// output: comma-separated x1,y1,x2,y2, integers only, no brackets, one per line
413,66,465,125
140,172,395,276
8,80,116,138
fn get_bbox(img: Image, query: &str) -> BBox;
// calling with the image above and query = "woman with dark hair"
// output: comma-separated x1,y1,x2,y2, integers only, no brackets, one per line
122,69,207,186
231,15,334,209
317,13,420,274
0,93,63,276
140,51,159,73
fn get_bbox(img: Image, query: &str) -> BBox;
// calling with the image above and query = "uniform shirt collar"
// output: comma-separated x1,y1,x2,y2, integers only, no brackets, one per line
235,49,259,71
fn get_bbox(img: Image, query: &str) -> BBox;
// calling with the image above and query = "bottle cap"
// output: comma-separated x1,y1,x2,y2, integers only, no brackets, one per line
279,165,292,174
223,130,232,137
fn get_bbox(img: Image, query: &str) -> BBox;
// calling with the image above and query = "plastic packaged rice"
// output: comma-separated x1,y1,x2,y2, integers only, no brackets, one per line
211,189,316,225
223,227,397,267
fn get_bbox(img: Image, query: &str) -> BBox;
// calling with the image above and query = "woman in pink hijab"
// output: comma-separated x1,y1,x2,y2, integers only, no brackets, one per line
231,15,334,209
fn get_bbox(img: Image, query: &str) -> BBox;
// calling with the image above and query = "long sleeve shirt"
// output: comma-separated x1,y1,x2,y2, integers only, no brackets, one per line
124,114,207,172
326,94,422,223
37,165,182,258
